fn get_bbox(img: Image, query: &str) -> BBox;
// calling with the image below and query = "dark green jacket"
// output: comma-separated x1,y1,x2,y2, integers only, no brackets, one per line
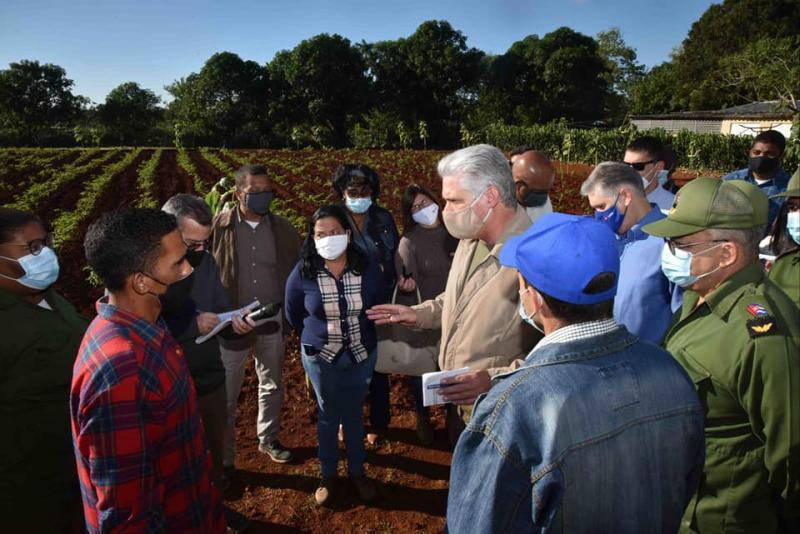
665,264,799,533
0,287,87,514
769,247,800,307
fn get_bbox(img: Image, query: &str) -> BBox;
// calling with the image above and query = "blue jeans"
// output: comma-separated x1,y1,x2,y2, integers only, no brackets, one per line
302,346,377,478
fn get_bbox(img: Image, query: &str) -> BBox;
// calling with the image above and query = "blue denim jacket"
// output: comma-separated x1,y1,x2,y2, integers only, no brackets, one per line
722,167,791,227
446,326,705,533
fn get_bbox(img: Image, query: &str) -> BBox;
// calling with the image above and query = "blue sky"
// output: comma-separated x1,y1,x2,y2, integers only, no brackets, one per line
0,0,716,104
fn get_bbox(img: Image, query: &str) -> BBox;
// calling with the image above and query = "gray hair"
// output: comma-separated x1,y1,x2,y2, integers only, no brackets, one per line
161,194,213,227
234,164,268,189
437,144,517,208
707,227,764,262
580,162,645,198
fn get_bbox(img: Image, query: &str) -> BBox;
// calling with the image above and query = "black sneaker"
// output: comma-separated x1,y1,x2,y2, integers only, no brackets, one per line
258,440,294,463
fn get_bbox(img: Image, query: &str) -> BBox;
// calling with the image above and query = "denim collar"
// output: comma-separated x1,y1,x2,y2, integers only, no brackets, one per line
523,325,636,368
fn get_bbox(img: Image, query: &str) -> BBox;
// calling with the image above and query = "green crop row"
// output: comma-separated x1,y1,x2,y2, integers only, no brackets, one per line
176,148,207,195
6,149,119,211
135,149,163,208
53,149,143,246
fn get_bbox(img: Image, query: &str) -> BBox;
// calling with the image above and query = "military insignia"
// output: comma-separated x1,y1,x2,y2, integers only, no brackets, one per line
747,316,777,338
746,303,770,318
668,193,680,215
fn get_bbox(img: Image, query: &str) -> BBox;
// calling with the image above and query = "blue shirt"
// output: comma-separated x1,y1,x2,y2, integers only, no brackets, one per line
722,167,791,227
614,205,682,344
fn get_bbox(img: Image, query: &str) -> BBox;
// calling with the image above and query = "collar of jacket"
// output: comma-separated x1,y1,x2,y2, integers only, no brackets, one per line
217,203,276,229
487,206,533,258
681,262,765,320
0,286,56,311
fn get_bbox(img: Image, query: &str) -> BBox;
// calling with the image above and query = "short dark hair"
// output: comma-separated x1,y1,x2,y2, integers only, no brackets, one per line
753,130,786,154
533,272,616,324
0,208,42,244
301,204,367,279
84,208,178,291
626,136,665,162
234,164,269,189
162,194,213,227
332,163,381,199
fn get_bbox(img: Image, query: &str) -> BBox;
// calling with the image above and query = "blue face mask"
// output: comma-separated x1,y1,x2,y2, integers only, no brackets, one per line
0,247,60,290
346,195,372,214
595,194,626,235
660,242,724,288
787,211,800,245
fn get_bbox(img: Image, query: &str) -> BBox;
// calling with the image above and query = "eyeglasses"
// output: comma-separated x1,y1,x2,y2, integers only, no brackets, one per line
666,238,727,255
4,233,55,256
623,160,656,171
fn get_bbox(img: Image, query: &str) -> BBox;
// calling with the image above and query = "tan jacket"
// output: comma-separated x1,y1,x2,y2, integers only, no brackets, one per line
210,206,300,312
413,207,541,376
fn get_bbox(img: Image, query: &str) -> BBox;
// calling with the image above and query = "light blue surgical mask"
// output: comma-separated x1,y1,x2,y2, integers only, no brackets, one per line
660,242,724,288
656,170,669,187
345,195,372,214
0,247,60,290
518,289,544,334
787,211,800,244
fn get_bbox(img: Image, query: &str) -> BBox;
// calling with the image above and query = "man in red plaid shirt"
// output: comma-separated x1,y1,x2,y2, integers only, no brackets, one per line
71,208,226,533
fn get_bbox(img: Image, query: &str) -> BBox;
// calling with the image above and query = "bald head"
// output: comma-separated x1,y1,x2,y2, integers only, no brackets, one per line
511,150,555,206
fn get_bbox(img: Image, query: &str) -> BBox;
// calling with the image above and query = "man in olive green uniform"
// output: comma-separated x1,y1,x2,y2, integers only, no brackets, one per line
0,208,88,532
644,178,799,533
768,168,799,305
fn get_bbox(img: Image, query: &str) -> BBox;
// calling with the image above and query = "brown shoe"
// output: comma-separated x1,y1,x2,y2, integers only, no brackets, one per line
351,475,376,502
415,414,435,446
366,429,385,446
315,477,335,506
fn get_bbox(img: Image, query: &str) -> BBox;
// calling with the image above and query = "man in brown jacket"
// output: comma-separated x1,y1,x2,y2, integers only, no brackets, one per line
211,164,300,473
368,144,541,440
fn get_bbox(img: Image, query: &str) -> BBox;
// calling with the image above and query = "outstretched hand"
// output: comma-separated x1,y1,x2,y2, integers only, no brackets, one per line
366,304,417,326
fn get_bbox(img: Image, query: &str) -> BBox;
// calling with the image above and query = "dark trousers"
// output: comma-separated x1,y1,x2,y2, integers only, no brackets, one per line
368,373,428,430
198,384,227,488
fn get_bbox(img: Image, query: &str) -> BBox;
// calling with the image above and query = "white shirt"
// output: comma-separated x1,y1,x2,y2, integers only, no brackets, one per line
524,196,554,225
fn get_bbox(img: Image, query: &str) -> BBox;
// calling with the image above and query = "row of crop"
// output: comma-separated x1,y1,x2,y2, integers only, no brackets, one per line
53,149,143,245
464,120,800,173
6,149,120,211
135,149,164,208
176,148,208,195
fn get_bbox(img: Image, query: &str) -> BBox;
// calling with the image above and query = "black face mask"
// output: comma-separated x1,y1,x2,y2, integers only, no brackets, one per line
749,156,780,177
521,190,549,208
245,191,274,215
186,248,206,268
158,270,195,315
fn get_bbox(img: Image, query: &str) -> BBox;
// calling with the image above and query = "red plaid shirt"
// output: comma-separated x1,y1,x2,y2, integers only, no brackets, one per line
70,298,225,533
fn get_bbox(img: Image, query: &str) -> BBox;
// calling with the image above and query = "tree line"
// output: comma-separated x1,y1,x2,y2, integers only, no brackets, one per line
1,0,797,149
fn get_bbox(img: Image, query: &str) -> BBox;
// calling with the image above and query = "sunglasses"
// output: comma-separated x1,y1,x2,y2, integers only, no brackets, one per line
623,160,656,171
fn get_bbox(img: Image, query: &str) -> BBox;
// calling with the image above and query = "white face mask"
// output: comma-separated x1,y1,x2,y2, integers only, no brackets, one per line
315,234,349,261
412,203,439,226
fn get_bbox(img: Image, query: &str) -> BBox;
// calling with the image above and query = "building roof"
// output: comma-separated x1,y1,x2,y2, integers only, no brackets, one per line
633,101,794,121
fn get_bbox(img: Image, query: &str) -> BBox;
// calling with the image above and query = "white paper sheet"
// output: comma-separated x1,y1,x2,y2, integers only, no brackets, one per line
421,367,471,406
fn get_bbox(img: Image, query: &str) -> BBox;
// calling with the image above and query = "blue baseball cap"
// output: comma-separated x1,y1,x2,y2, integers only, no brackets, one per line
499,213,620,305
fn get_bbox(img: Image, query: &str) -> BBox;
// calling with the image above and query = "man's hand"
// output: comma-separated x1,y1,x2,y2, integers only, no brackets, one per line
398,275,417,292
196,312,220,335
231,312,256,335
366,304,417,326
440,370,491,405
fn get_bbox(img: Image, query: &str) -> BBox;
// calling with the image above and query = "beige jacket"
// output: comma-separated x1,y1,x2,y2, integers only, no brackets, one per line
412,206,541,376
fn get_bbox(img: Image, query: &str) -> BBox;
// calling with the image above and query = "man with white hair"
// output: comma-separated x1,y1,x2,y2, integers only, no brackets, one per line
368,144,540,441
581,162,682,344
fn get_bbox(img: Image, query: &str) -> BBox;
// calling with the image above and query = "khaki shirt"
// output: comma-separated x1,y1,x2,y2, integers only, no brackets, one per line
664,263,799,533
413,207,541,376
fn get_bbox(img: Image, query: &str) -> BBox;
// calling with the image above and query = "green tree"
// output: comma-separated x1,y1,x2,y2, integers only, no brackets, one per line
629,61,681,114
268,34,368,147
596,28,645,118
718,36,800,112
167,52,269,146
0,60,86,145
98,82,162,145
